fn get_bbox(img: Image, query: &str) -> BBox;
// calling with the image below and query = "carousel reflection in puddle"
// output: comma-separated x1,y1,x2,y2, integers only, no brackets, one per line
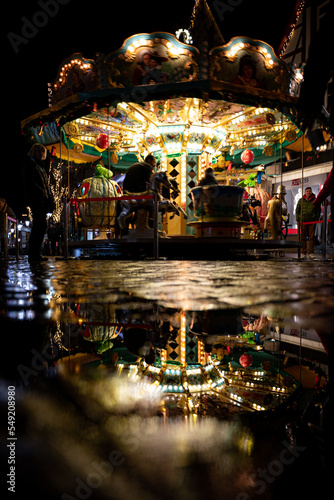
54,300,303,418
2,258,329,413
1,259,331,499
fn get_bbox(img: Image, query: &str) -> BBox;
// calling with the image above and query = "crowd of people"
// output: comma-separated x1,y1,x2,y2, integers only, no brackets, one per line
0,145,332,261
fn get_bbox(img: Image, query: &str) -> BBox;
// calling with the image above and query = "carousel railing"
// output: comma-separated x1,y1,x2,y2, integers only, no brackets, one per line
67,193,160,258
65,196,331,261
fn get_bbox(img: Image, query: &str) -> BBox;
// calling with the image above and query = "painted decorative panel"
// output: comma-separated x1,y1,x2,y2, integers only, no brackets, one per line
104,32,199,88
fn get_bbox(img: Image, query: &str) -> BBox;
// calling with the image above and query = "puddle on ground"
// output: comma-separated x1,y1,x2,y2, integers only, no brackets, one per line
0,258,333,499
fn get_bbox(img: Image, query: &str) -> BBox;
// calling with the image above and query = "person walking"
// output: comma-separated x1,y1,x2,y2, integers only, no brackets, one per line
296,187,321,258
22,143,55,262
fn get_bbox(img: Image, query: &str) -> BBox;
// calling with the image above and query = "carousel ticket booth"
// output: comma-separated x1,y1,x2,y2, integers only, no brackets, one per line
21,23,303,254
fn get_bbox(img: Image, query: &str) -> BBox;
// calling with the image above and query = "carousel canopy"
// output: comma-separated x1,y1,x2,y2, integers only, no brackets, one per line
21,31,301,170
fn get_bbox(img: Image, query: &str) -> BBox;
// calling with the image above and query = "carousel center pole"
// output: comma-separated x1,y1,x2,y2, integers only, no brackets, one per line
153,192,159,259
280,114,283,240
322,199,328,260
298,134,305,259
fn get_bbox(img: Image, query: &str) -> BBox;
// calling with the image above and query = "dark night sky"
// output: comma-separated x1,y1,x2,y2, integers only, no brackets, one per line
3,0,299,172
5,0,298,119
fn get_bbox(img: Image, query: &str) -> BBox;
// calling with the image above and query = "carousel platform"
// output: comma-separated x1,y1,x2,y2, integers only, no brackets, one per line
68,235,301,260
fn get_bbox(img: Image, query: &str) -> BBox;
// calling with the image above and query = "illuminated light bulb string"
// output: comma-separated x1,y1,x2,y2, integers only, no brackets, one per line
53,59,93,92
279,0,306,58
49,160,68,223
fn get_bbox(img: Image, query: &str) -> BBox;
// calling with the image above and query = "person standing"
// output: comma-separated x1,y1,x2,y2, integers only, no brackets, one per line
297,2,333,242
0,198,16,258
296,187,321,258
313,169,333,246
22,143,55,262
47,218,59,256
314,169,332,207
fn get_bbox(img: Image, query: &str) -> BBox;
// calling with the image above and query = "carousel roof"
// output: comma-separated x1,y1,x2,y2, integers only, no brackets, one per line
116,353,299,416
21,29,302,170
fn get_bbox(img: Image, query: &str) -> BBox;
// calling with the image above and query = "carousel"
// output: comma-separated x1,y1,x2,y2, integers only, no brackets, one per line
53,300,305,419
21,2,303,258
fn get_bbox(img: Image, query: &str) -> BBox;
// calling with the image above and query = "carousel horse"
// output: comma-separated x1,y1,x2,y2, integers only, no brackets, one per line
117,171,187,234
264,185,289,239
264,196,282,239
153,172,187,219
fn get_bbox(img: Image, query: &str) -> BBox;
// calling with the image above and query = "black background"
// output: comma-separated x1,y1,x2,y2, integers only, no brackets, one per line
3,0,298,198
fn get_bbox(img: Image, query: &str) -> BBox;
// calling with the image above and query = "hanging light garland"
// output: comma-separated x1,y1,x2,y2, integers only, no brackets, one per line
175,28,193,44
53,58,93,92
50,161,68,223
279,0,306,58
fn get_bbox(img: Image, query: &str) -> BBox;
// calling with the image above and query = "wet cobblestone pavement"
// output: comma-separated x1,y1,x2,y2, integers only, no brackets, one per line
1,256,334,328
1,255,333,500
